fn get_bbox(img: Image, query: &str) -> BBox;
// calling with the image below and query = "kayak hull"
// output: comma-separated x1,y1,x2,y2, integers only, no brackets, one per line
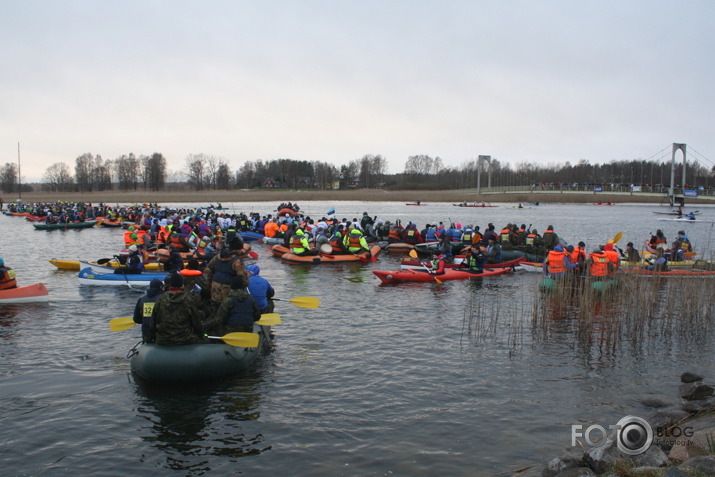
33,220,99,230
78,267,168,286
0,283,49,304
130,324,270,383
281,245,381,264
400,256,524,270
373,267,511,283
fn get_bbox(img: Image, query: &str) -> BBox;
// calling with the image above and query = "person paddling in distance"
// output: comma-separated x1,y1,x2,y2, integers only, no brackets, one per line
0,257,17,290
147,272,207,346
246,265,275,313
132,278,164,342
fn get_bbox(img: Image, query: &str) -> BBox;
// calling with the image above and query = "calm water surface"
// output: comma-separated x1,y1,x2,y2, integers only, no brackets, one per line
2,200,715,476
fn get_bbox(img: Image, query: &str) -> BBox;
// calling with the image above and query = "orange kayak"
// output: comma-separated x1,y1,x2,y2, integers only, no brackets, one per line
0,283,49,304
281,246,381,264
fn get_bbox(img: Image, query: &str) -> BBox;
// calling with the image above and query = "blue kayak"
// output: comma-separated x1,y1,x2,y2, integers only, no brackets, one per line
238,231,265,242
77,267,167,286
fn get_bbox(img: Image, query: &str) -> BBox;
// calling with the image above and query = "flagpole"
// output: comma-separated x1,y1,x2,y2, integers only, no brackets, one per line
17,142,22,200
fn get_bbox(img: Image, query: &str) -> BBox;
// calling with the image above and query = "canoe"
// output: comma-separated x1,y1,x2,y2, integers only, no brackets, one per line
281,245,381,264
372,267,511,283
78,267,168,286
652,210,699,216
33,220,99,230
656,217,712,223
400,256,524,270
239,231,265,242
385,243,415,254
100,220,122,227
50,258,163,271
130,323,271,383
518,261,544,273
261,236,284,245
0,283,49,304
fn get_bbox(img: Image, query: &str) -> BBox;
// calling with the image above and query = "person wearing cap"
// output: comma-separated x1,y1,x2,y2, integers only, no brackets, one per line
542,225,559,251
204,275,261,335
0,257,17,290
114,245,144,274
484,236,503,263
133,278,164,342
147,272,207,346
246,265,275,313
290,228,318,256
343,226,370,254
544,244,578,278
204,248,248,304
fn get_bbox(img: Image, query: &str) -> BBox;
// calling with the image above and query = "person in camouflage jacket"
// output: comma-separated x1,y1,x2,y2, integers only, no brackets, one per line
147,272,208,346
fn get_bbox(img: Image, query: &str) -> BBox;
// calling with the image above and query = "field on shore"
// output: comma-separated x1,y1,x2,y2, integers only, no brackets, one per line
2,188,691,205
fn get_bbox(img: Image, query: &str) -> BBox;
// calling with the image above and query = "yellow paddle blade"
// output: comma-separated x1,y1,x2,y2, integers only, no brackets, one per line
289,296,320,309
256,313,282,326
409,249,418,258
207,332,259,348
109,317,136,332
612,232,623,245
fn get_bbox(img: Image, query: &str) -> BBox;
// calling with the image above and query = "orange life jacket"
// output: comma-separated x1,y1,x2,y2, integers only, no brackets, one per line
571,246,586,264
547,250,568,274
500,228,511,244
388,229,401,241
589,252,609,277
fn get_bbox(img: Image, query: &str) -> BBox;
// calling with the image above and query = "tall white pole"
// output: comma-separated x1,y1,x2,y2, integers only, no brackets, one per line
17,142,21,200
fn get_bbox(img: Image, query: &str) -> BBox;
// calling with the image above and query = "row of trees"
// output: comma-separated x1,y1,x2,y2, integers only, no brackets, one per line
2,152,714,194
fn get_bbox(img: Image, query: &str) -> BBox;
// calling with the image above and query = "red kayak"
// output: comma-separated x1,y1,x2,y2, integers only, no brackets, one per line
405,203,426,206
0,283,49,304
373,267,511,283
400,256,524,270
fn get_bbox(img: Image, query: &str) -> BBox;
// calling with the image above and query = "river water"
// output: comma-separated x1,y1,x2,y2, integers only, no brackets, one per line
2,200,715,476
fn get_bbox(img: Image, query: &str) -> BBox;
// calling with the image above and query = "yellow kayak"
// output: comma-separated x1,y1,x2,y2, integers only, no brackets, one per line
49,259,164,271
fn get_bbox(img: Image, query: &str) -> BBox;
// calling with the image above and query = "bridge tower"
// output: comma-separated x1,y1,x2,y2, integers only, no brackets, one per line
669,143,687,206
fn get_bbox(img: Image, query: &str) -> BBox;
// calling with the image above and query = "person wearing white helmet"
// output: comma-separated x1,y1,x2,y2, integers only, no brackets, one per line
114,245,144,274
0,257,17,289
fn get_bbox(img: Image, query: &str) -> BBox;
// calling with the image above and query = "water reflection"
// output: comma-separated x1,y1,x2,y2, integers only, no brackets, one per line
133,368,270,473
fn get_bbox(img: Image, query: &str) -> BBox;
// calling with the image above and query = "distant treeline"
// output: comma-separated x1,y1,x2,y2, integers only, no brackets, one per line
1,152,713,194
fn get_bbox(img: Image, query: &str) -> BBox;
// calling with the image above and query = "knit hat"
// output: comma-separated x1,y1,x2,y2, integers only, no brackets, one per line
149,278,164,289
165,272,183,289
247,265,260,276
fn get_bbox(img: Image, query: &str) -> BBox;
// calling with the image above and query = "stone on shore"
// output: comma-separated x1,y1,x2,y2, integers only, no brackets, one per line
680,372,704,383
678,455,715,474
679,382,714,401
583,433,669,474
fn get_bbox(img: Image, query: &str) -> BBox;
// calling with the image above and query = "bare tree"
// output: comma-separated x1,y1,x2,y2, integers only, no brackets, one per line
0,163,18,193
185,154,208,191
141,153,167,191
75,153,94,192
42,162,74,192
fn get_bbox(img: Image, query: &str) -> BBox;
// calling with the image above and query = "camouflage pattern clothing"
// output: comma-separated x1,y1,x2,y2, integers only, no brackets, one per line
203,288,261,336
204,251,248,303
147,290,207,346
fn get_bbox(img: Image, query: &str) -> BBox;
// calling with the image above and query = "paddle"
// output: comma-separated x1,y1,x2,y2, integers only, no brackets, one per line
247,250,259,259
256,313,282,326
611,232,623,245
409,249,443,284
273,296,320,309
109,316,136,332
206,332,260,347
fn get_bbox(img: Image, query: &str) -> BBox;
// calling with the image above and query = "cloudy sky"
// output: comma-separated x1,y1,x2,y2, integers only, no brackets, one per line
2,1,714,182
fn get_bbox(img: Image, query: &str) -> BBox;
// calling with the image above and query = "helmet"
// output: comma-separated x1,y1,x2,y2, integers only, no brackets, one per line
128,245,138,252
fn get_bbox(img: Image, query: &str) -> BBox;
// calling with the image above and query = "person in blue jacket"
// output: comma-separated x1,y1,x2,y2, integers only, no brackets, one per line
132,278,164,342
246,265,275,313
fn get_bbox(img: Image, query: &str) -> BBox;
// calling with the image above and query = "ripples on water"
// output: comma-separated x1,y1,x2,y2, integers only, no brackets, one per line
2,201,715,475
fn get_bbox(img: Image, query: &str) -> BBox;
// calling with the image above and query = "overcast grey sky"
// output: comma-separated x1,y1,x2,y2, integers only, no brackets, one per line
3,1,714,182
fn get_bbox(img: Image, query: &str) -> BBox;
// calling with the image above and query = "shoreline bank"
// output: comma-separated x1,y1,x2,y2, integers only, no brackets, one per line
2,189,709,205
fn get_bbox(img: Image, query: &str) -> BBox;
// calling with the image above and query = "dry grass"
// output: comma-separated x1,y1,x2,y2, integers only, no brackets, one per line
5,188,696,204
